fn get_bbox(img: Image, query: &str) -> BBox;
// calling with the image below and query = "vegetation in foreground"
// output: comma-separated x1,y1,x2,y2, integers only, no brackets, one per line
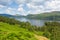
0,22,37,40
0,16,60,40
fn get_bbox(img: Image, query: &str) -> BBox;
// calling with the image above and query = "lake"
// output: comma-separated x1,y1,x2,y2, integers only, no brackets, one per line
15,17,56,26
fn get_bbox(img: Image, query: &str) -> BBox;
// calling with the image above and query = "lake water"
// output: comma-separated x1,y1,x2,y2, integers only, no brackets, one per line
15,17,56,26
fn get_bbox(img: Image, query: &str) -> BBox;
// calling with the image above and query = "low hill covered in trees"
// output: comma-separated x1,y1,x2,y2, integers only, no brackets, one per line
26,11,60,21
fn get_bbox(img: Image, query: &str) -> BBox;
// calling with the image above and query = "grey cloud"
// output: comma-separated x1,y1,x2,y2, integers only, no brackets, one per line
0,0,12,6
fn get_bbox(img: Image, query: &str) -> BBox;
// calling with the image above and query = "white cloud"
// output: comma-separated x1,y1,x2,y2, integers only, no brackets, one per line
5,8,13,15
0,0,11,2
18,7,24,12
30,0,45,5
25,0,60,14
5,7,17,15
15,0,26,4
31,0,44,2
27,3,44,10
45,0,60,11
17,5,27,15
0,0,60,15
26,3,44,14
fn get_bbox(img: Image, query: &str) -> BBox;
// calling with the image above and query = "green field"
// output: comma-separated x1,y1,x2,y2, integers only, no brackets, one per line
0,22,37,40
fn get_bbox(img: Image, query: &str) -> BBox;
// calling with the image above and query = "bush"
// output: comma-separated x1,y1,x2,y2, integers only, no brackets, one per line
43,32,51,38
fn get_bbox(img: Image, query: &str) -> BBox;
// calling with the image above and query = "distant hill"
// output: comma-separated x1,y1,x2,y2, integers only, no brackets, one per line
26,11,60,21
0,14,25,18
0,14,14,17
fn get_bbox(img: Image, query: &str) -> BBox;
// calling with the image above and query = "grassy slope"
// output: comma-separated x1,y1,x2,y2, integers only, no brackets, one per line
0,22,37,40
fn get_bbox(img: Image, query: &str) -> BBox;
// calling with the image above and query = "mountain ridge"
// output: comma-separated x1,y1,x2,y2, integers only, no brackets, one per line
26,11,60,20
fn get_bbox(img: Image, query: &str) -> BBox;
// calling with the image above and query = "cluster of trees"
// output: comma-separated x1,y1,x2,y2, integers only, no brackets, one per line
0,16,21,25
43,22,60,40
0,16,42,31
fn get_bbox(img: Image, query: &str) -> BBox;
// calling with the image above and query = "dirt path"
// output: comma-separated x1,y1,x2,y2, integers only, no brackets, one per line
34,34,49,40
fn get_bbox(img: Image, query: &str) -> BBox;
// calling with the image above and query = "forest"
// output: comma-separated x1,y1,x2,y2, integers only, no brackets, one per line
0,16,60,40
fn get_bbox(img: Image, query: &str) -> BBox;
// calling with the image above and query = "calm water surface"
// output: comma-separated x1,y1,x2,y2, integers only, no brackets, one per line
15,17,56,26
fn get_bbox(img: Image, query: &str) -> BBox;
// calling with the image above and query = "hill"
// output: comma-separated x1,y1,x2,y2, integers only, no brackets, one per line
0,22,37,40
0,14,14,17
1,16,60,40
26,11,60,20
0,16,47,40
0,14,25,18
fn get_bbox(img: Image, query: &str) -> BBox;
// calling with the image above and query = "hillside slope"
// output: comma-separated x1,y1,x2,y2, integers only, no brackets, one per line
0,22,37,40
27,11,60,20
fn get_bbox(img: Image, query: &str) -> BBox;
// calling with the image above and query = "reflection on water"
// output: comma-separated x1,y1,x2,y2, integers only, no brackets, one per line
28,19,45,26
16,18,55,26
16,18,28,22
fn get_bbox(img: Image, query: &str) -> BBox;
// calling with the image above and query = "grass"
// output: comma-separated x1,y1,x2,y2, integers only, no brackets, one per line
0,22,37,40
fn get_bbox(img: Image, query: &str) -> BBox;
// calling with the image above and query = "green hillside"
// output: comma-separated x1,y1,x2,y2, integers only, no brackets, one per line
0,16,37,40
0,16,60,40
0,16,46,40
27,11,60,20
0,22,37,40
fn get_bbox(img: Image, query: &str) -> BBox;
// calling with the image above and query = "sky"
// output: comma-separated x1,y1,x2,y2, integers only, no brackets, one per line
0,0,60,15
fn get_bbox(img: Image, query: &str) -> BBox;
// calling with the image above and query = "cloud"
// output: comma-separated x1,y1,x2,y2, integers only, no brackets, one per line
18,5,27,15
44,0,60,11
18,7,24,12
0,5,6,8
15,0,26,4
0,0,60,15
0,0,12,6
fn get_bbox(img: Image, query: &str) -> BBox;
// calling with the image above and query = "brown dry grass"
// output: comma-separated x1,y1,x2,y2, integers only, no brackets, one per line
34,34,49,40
